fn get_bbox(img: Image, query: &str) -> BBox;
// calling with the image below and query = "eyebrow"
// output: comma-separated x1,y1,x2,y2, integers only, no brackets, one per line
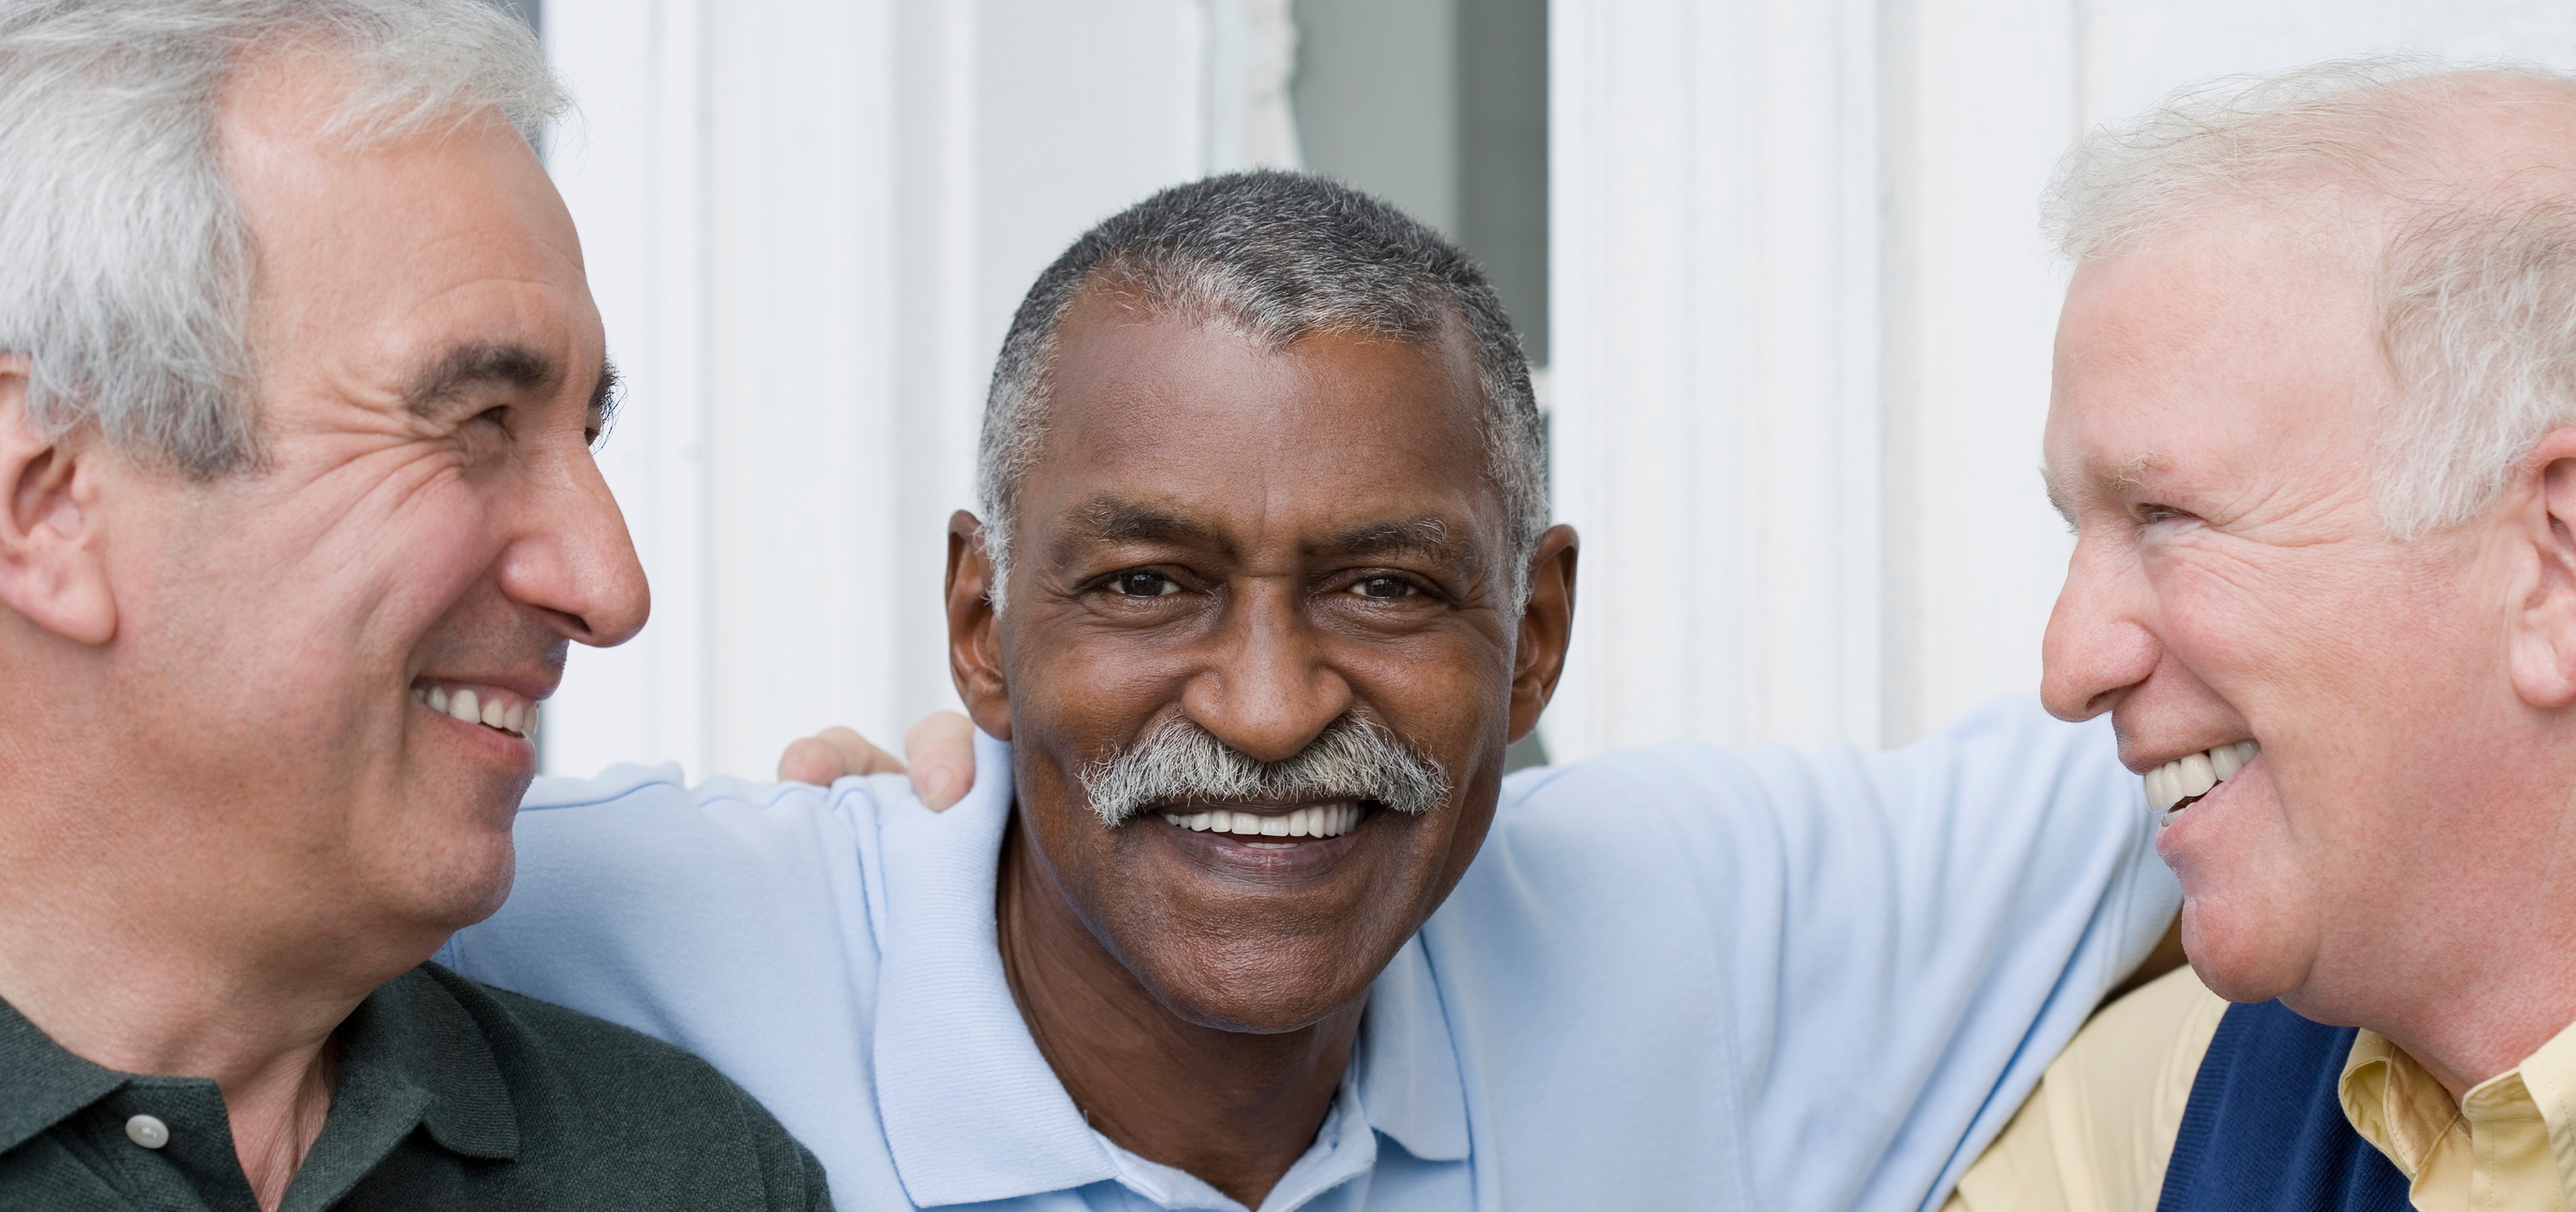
2040,451,2169,521
1310,515,1475,569
589,359,623,439
1054,498,1481,572
403,341,555,417
1063,499,1220,550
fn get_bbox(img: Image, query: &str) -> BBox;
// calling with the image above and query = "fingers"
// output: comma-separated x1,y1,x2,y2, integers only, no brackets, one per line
775,725,902,784
770,714,975,809
903,710,976,810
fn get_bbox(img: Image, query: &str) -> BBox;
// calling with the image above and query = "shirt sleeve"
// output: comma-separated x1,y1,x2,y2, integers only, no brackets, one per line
1468,694,2178,1212
1720,696,2179,1211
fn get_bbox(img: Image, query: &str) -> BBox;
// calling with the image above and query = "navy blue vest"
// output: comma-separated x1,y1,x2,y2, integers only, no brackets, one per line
2155,999,2411,1211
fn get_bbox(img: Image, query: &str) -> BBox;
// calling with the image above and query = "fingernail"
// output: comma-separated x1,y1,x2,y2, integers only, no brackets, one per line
925,768,956,805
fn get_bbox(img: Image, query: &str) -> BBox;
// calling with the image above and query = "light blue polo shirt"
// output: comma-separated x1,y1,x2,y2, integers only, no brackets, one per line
440,696,2176,1212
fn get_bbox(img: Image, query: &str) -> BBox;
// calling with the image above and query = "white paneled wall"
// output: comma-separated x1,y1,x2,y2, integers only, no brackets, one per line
1541,0,2576,762
541,0,2576,779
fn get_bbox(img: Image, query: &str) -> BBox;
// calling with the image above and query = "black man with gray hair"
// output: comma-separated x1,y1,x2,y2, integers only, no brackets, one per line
446,172,2179,1212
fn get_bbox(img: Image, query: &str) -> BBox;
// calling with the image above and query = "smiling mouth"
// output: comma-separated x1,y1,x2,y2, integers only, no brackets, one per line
413,679,538,739
2145,740,2258,824
1157,801,1367,848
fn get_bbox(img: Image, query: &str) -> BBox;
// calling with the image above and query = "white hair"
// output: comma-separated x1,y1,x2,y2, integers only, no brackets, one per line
0,0,565,478
2047,58,2576,538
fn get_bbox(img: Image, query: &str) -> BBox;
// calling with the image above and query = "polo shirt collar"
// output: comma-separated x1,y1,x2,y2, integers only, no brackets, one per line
0,965,519,1167
1351,936,1471,1163
0,995,125,1155
344,966,520,1161
872,729,1115,1206
871,731,1473,1207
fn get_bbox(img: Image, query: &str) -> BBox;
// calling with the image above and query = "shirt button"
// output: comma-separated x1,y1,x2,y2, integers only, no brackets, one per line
123,1114,169,1150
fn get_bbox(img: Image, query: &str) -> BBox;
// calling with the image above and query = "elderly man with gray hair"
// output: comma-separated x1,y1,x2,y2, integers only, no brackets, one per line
1942,59,2576,1212
0,2,826,1209
444,169,2183,1212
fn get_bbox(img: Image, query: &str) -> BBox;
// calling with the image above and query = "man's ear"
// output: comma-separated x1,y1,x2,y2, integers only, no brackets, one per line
946,510,1012,740
2507,428,2576,708
0,360,115,646
1506,524,1578,744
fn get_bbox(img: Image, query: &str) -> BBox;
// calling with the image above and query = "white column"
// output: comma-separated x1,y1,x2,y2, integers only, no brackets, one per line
1547,0,1886,760
540,0,717,780
1875,0,2082,744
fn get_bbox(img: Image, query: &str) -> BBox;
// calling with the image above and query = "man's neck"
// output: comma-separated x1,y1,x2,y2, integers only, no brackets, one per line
2345,943,2576,1104
998,827,1362,1210
0,783,432,1211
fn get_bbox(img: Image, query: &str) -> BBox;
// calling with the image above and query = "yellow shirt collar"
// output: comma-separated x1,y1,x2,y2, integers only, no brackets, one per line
2339,1018,2576,1211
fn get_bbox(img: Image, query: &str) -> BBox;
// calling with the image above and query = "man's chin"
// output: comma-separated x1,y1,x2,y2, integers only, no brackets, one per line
2179,899,2313,1006
1126,936,1393,1035
356,803,521,936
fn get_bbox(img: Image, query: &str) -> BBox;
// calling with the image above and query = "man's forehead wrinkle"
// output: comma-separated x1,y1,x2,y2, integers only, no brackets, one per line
404,341,553,416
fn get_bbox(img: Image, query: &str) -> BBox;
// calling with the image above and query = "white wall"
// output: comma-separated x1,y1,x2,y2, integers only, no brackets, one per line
540,0,1295,779
1541,0,2576,762
541,1,2576,779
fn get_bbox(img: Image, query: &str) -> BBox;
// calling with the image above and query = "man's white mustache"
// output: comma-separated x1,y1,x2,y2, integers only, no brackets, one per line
1078,716,1451,828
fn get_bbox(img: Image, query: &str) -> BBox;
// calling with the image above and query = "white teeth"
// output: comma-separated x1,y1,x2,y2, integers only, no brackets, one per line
2177,752,2216,798
415,682,534,737
2145,741,2259,816
1159,803,1364,840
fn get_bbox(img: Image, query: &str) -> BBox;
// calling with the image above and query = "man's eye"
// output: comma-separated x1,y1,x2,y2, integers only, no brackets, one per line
1111,572,1181,598
2136,503,2194,525
1348,576,1417,600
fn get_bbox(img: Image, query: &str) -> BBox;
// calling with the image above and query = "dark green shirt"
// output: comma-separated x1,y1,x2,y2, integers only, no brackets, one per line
0,963,831,1211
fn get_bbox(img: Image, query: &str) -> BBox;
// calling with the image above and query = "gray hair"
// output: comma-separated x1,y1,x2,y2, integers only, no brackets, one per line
1078,714,1451,829
2046,58,2576,538
0,0,564,479
975,171,1549,607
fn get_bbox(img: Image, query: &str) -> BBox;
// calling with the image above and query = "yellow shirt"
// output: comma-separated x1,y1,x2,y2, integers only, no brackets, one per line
1944,967,2576,1212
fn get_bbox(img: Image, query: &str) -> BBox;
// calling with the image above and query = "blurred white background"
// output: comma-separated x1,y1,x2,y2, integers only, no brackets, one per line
525,0,2576,782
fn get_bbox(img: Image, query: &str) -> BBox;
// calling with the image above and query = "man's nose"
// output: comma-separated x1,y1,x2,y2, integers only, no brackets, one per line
1181,579,1353,763
498,449,651,649
2039,537,2160,721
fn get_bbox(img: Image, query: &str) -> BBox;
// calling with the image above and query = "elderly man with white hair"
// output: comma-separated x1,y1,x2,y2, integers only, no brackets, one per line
0,3,826,1209
1946,59,2576,1212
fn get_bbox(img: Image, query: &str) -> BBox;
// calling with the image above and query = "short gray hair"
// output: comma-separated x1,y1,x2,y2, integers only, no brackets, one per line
2047,58,2576,538
975,171,1549,606
0,0,564,479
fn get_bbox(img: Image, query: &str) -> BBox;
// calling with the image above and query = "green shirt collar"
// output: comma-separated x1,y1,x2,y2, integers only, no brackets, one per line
0,965,520,1164
0,995,124,1156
